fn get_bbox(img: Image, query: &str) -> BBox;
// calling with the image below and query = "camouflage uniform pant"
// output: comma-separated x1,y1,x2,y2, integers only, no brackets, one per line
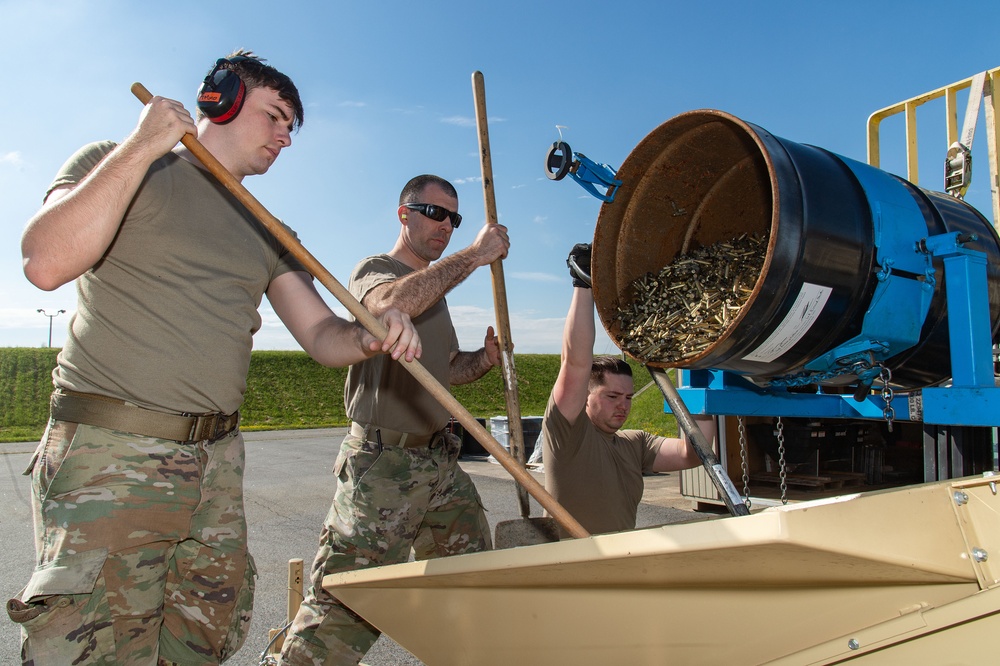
279,430,491,666
7,420,255,665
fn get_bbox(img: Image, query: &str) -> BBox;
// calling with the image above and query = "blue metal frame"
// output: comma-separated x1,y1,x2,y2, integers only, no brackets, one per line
669,233,1000,427
555,143,998,427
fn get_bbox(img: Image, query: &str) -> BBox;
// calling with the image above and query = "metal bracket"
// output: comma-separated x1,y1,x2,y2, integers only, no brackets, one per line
945,141,973,198
544,141,622,203
944,70,988,199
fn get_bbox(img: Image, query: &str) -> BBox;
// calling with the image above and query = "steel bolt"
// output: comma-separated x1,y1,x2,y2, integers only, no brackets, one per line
848,639,860,650
954,491,969,505
972,548,989,563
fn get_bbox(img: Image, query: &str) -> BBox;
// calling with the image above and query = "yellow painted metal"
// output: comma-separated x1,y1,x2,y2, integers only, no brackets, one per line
986,69,1000,226
324,474,1000,664
769,587,1000,664
867,66,1000,228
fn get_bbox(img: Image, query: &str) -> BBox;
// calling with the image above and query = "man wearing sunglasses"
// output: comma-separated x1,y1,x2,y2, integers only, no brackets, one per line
282,174,510,665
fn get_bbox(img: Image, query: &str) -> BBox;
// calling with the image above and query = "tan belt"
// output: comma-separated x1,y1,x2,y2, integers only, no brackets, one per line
350,421,435,448
50,389,240,443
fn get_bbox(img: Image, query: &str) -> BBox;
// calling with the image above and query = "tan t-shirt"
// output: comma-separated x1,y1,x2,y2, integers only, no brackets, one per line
344,254,459,435
542,394,663,535
50,141,305,415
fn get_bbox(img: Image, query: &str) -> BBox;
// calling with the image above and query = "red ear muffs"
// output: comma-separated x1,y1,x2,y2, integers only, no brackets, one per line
197,56,248,124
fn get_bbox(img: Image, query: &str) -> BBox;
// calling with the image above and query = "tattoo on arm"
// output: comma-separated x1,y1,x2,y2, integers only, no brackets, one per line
369,252,476,317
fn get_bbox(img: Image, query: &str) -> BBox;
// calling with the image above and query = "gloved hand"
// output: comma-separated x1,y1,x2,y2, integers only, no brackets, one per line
566,243,592,288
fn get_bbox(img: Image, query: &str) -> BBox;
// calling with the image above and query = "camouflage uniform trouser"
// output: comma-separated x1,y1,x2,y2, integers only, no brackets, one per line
279,430,491,666
6,420,256,665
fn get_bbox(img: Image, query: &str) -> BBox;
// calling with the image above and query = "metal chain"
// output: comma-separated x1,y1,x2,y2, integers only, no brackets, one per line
776,416,788,505
768,353,877,389
878,364,895,433
768,361,868,388
738,416,752,510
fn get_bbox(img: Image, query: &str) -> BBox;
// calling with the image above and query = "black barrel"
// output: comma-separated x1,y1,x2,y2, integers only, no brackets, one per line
592,109,1000,389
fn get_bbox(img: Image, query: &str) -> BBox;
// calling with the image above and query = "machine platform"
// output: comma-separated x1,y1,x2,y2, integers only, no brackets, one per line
324,474,1000,665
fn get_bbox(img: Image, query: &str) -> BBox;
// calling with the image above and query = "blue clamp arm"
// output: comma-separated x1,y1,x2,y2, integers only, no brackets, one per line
545,141,623,203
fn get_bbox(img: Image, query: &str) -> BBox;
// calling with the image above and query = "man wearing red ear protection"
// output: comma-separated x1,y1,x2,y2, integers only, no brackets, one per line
281,174,510,665
13,49,421,665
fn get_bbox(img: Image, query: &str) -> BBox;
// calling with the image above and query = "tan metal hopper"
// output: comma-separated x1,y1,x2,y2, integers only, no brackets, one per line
324,474,1000,664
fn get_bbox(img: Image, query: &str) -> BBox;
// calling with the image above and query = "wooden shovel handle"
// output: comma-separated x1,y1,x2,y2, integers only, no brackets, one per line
131,82,589,539
472,71,531,519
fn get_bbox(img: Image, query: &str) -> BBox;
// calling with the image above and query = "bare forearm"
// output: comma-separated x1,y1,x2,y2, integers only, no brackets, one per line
270,272,420,367
562,287,596,370
450,348,494,385
300,317,376,367
655,415,717,472
367,248,479,317
24,95,197,291
22,137,164,290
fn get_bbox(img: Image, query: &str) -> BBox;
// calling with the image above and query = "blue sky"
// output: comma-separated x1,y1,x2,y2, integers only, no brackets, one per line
2,0,999,354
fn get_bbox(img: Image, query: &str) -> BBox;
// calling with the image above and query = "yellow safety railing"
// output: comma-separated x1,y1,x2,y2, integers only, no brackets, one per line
867,66,1000,228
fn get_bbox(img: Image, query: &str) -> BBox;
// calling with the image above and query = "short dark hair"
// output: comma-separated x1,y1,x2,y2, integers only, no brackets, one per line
399,174,458,205
589,355,632,391
207,49,304,130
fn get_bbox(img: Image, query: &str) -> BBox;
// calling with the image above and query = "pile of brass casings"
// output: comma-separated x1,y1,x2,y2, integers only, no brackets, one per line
614,232,767,363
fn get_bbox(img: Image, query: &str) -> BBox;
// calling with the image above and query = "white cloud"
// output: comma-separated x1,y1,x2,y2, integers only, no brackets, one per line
0,307,72,329
249,302,551,353
441,115,505,127
452,176,482,185
252,307,299,350
510,272,561,283
1,151,25,168
0,306,74,348
338,101,367,108
449,304,566,353
440,116,476,128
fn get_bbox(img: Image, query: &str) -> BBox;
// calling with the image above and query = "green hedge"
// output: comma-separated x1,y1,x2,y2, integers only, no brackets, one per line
1,348,676,442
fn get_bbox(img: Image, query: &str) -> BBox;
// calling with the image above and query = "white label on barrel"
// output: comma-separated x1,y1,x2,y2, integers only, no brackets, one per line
742,282,832,363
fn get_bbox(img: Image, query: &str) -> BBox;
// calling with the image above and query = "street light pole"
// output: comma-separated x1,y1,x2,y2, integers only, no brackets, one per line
37,308,66,348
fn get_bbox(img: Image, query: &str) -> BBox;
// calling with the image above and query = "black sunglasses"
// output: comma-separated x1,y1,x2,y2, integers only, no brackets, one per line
403,203,462,229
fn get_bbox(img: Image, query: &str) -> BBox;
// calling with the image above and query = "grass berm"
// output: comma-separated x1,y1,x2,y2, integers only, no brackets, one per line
0,348,680,443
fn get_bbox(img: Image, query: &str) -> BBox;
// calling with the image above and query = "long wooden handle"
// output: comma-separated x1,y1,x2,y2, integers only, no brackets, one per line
472,71,531,519
131,82,589,539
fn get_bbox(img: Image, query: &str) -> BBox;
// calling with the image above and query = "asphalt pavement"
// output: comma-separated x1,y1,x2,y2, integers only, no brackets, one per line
0,427,707,665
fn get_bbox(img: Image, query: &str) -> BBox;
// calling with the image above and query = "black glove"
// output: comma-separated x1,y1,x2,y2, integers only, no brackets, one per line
566,243,592,288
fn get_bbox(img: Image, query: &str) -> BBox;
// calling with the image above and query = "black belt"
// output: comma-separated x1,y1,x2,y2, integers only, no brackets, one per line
50,389,240,442
350,422,437,448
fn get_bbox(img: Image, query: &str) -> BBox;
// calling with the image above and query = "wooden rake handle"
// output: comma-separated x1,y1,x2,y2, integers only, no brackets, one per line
131,82,589,539
472,71,531,519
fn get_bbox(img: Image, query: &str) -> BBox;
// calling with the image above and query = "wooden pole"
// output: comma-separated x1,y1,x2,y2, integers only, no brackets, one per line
472,70,530,518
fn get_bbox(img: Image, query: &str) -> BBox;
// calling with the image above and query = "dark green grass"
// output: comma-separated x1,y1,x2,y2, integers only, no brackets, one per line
1,349,678,442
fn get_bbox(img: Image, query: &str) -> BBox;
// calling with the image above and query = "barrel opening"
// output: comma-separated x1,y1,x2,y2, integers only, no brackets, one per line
594,111,774,367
